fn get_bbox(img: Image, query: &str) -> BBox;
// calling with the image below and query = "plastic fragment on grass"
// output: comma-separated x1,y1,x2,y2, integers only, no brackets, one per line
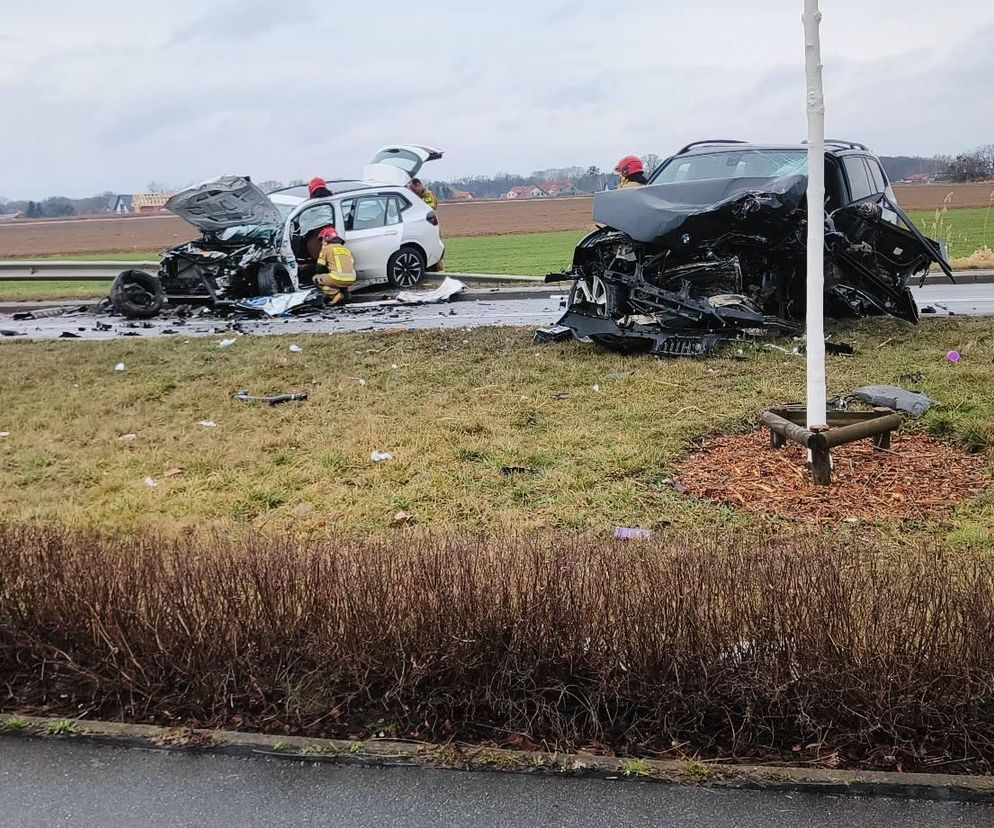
392,510,414,526
118,433,138,442
289,344,303,353
114,363,126,372
143,476,157,488
233,390,308,405
0,432,10,438
197,420,217,428
358,379,367,386
164,468,183,478
947,350,961,363
851,385,936,417
614,527,653,541
371,451,394,463
218,338,237,349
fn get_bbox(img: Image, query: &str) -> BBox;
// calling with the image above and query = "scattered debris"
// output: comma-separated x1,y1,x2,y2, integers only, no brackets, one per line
554,393,571,400
143,476,158,488
798,341,856,356
0,432,10,438
232,289,325,317
592,384,602,392
897,372,924,385
371,451,394,463
921,305,937,314
218,338,237,349
164,468,184,478
0,329,24,337
197,420,217,429
233,390,308,405
114,363,125,372
851,385,936,416
289,344,303,353
614,527,653,541
58,331,81,339
391,510,414,526
358,379,367,387
117,433,138,442
533,325,574,345
947,350,961,363
606,371,632,380
677,430,990,523
394,276,465,305
500,466,537,476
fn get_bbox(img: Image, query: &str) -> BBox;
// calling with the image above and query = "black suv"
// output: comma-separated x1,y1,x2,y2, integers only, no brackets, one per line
553,139,953,356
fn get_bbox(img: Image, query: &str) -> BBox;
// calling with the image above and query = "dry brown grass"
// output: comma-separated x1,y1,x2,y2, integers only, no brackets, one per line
3,523,994,772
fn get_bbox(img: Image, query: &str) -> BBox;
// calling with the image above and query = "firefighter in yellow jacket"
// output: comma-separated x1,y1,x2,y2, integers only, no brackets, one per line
312,227,357,306
614,156,649,188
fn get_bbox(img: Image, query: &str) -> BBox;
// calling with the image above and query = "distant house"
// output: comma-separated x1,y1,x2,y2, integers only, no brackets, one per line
901,173,931,184
132,193,170,213
0,211,21,223
448,189,474,202
110,194,134,213
505,185,545,200
538,180,577,197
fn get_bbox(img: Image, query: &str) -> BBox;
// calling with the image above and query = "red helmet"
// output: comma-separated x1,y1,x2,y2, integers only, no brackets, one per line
614,155,644,177
308,177,329,197
318,226,340,243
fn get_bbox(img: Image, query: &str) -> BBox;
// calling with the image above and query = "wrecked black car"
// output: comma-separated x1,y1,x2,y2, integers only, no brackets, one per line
550,140,953,356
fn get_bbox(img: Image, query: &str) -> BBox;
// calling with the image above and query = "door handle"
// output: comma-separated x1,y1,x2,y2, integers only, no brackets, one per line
383,230,399,236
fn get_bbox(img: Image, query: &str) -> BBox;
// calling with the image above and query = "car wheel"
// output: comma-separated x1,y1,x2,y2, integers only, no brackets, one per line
110,269,165,319
387,247,427,289
568,271,609,316
256,263,292,296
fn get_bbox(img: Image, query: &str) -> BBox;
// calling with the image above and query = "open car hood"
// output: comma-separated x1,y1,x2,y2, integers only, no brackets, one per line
362,144,443,186
166,176,283,233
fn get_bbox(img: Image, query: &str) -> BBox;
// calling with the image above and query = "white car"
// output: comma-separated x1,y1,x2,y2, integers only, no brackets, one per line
109,145,445,317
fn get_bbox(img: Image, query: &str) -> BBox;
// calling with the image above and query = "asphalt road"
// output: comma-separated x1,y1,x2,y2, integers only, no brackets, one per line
0,282,992,343
0,739,990,828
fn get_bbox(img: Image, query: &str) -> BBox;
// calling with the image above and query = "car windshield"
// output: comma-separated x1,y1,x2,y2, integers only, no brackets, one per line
371,149,422,174
211,225,277,244
652,150,808,184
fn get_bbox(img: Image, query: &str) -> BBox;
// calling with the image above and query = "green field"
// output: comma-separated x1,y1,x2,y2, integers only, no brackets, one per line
1,208,991,302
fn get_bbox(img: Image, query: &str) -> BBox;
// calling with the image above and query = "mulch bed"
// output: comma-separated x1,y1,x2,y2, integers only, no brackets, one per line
676,430,991,523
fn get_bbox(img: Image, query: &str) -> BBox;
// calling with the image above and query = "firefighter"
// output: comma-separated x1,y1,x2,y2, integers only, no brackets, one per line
615,156,649,189
410,178,438,210
308,177,333,199
311,227,356,306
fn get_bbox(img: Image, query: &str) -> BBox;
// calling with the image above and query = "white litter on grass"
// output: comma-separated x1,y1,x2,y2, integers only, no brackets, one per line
197,420,217,429
289,344,303,353
358,379,367,387
114,363,126,372
0,432,10,438
118,433,138,442
592,384,601,392
371,451,394,463
390,363,399,370
218,338,237,349
144,476,158,488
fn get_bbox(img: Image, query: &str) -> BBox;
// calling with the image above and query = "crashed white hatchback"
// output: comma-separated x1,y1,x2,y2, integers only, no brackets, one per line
109,145,445,318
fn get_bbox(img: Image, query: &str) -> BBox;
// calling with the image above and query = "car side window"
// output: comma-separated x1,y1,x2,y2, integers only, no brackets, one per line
293,203,336,238
340,198,356,232
843,157,873,202
351,196,390,231
865,158,887,195
386,197,402,226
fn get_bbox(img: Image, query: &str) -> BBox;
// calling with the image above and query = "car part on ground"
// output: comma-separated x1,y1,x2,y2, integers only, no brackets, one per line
551,142,953,356
233,390,308,405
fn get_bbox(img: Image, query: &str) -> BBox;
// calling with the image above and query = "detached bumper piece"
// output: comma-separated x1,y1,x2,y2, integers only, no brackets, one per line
533,325,575,345
558,308,729,357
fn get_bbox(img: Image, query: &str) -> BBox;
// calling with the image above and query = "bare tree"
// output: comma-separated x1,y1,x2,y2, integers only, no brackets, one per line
643,153,663,175
146,180,170,194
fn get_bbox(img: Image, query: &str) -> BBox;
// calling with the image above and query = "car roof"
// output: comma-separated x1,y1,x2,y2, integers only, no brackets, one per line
267,180,381,199
671,139,876,158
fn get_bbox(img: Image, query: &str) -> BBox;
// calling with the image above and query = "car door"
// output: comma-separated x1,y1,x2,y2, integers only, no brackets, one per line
340,194,402,280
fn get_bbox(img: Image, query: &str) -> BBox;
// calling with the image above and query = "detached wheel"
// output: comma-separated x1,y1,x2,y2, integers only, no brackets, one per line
387,247,426,289
110,270,165,318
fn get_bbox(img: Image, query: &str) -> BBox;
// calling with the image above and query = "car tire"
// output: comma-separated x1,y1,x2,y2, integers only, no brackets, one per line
110,269,165,319
387,247,427,289
256,263,292,296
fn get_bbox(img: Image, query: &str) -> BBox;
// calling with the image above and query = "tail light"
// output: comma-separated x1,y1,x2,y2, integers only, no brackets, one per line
426,211,438,226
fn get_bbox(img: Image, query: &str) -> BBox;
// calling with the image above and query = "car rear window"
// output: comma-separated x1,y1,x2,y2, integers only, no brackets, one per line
843,157,874,201
653,150,807,184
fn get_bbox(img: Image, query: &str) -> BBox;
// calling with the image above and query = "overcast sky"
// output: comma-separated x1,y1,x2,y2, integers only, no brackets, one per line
3,0,992,199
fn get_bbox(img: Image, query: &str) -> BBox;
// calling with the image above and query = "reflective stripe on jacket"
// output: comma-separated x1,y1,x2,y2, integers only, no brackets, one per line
317,242,357,286
618,178,644,189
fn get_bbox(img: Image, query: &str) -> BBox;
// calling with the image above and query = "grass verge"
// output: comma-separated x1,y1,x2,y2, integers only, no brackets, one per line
2,523,994,773
0,321,991,540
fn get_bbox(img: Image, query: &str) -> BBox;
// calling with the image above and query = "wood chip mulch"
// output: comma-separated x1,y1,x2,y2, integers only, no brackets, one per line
676,430,991,523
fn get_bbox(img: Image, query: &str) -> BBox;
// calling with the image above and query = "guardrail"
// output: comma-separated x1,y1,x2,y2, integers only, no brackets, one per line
0,261,158,281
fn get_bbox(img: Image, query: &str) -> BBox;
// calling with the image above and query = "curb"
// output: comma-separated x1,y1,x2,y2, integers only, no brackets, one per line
2,714,993,802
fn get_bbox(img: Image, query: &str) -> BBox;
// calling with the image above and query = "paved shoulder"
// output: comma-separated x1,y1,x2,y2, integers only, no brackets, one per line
0,739,991,827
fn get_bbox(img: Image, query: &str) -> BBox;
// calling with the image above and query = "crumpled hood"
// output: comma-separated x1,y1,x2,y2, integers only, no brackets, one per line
592,174,808,245
166,176,283,233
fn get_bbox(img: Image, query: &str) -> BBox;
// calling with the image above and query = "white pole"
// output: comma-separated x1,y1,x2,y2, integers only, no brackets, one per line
803,0,827,429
